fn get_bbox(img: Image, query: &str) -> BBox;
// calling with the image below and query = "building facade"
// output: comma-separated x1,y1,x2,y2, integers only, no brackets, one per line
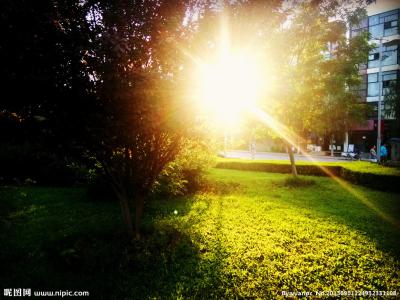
349,0,400,153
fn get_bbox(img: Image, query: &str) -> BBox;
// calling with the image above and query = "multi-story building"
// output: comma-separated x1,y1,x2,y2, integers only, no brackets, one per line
349,0,400,153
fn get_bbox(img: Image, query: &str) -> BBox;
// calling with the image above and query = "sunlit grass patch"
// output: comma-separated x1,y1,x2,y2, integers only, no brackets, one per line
175,169,399,297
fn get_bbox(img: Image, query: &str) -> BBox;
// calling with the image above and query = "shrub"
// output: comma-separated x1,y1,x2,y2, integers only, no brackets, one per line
86,140,216,201
0,142,80,185
340,168,400,193
153,140,216,197
152,162,189,198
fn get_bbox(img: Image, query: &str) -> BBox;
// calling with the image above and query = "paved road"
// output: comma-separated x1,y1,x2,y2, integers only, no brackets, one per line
223,150,351,163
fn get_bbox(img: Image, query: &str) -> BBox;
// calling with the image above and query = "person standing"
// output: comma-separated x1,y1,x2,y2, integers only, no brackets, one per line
380,143,388,163
370,145,377,162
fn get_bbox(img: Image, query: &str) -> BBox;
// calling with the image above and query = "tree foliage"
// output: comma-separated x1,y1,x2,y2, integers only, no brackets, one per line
276,3,370,130
385,81,400,135
79,0,201,239
251,0,371,172
1,0,203,239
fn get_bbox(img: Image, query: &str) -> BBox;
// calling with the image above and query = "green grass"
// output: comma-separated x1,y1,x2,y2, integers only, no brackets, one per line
1,169,400,299
216,157,400,176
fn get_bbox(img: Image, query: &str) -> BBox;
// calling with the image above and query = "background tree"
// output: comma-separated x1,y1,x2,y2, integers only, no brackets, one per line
184,0,372,176
311,13,373,156
0,0,97,183
267,0,372,174
385,81,400,136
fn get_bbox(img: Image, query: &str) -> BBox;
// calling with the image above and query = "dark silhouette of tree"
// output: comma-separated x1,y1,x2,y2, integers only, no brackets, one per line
1,0,199,239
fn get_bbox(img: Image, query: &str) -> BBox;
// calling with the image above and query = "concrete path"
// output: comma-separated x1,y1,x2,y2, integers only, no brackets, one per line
223,150,351,163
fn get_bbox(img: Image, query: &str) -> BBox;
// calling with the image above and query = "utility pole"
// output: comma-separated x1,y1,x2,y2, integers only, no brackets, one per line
371,37,397,162
377,38,383,163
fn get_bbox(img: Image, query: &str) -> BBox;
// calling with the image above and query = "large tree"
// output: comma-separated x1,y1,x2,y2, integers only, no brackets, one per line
79,0,201,239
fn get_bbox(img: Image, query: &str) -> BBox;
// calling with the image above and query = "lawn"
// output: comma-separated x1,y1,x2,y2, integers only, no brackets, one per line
1,169,399,299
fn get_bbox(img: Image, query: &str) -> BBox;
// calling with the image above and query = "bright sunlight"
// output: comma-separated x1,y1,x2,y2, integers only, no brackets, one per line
191,21,268,128
198,52,264,125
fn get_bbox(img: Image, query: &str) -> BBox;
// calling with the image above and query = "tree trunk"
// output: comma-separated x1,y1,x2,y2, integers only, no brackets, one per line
344,131,349,153
287,143,298,177
330,134,334,157
134,194,145,240
116,191,145,240
102,162,136,240
118,195,135,241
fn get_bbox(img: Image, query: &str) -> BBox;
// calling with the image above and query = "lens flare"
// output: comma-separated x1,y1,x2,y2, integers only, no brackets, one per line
194,51,264,128
177,13,398,229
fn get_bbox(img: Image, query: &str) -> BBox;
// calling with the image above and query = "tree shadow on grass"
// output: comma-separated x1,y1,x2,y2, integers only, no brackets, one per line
129,196,230,299
1,192,230,299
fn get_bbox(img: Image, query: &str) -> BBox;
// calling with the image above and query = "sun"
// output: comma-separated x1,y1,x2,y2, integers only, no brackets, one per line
194,50,265,127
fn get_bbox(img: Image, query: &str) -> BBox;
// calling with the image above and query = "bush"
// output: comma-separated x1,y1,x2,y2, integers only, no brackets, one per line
85,140,216,201
152,140,216,197
340,168,400,193
152,162,189,198
0,142,82,185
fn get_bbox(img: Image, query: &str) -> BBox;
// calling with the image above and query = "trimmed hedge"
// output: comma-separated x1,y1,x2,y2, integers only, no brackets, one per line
340,168,400,193
215,161,400,193
215,161,343,177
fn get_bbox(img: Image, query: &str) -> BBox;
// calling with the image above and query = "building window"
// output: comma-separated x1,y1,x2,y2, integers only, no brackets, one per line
367,71,398,97
381,46,398,66
368,53,379,61
384,20,397,29
368,9,399,38
369,24,383,38
368,73,379,97
382,71,397,95
367,45,398,68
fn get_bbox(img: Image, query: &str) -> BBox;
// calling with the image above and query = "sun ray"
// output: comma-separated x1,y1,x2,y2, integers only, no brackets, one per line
174,11,399,229
250,106,400,229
